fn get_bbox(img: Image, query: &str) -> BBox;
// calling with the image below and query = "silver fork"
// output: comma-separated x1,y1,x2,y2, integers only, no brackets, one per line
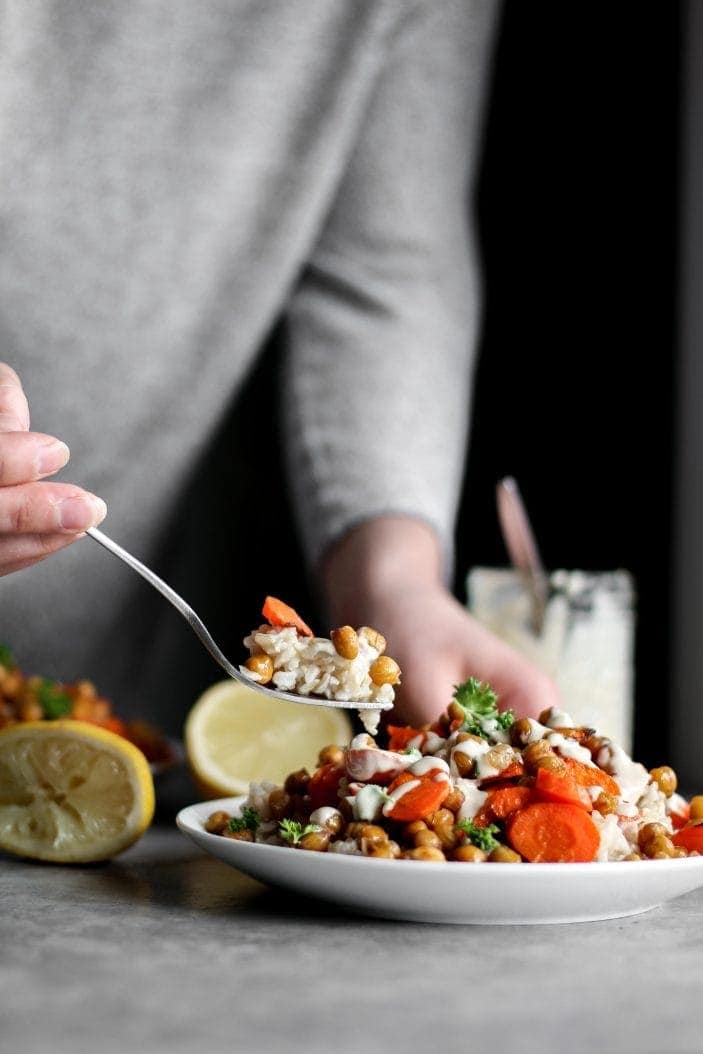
86,526,391,713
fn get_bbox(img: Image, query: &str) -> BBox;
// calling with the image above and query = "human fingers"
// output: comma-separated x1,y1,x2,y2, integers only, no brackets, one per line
0,481,107,536
0,363,30,432
0,532,84,577
0,432,70,486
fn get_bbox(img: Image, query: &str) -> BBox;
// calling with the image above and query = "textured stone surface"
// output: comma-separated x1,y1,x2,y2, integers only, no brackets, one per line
1,824,701,1054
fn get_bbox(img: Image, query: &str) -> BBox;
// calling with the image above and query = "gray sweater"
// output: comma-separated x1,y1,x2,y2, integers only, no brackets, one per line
0,0,497,726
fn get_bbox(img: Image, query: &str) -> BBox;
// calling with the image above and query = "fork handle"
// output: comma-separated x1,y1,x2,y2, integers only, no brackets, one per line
86,526,240,679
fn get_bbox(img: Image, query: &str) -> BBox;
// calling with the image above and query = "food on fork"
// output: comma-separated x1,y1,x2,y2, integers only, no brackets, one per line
240,596,400,732
206,677,703,863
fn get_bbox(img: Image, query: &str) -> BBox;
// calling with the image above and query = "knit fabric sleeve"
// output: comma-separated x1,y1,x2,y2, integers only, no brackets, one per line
282,0,500,576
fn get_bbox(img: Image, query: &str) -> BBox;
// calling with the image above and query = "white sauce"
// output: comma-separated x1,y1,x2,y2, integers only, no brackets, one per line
455,779,488,822
543,707,576,729
597,743,650,805
351,784,391,821
382,779,421,816
547,732,594,766
309,806,343,829
408,756,451,782
345,747,415,782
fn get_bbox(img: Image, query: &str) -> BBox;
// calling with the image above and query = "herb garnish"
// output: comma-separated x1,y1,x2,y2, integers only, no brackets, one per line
455,818,501,853
278,818,322,845
36,679,72,720
452,677,514,738
228,806,261,834
0,643,15,669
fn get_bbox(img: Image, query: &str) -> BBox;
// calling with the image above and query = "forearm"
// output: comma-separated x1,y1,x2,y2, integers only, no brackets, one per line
321,515,442,625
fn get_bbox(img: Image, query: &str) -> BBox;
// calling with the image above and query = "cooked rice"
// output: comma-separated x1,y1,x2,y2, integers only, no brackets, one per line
240,625,395,707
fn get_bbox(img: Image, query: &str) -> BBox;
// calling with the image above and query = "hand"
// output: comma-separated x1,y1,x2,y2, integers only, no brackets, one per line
0,363,107,576
322,517,561,726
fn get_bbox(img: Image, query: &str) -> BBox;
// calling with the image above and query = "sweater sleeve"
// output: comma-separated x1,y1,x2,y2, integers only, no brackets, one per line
282,0,500,575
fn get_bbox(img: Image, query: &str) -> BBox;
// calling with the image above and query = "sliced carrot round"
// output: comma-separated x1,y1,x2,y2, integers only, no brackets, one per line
507,802,600,863
563,757,620,797
534,767,593,811
385,776,449,823
486,785,535,821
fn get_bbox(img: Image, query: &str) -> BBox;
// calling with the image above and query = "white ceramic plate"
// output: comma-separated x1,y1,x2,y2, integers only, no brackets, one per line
177,796,703,925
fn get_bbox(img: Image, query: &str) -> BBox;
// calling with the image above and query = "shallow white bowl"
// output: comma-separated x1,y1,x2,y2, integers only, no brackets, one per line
177,796,703,925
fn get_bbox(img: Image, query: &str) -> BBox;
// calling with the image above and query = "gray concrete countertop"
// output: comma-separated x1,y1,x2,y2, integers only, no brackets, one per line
1,821,701,1054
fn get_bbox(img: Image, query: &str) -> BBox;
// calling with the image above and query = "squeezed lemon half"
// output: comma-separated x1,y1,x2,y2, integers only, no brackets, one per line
0,720,155,862
185,679,352,798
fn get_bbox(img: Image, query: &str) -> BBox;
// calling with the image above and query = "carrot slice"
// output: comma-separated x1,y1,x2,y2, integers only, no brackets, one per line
478,761,525,786
672,822,703,853
507,802,600,862
487,785,535,821
262,596,313,637
387,725,425,752
534,767,593,811
563,757,620,797
385,773,449,822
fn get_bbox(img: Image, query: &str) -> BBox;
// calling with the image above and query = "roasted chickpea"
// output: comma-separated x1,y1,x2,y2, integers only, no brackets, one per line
413,829,442,849
223,827,254,842
509,717,534,748
403,846,446,862
447,701,465,723
443,788,465,814
433,824,459,851
317,744,345,767
366,843,395,859
450,749,475,779
299,830,330,852
488,845,522,864
624,852,643,861
673,846,689,858
485,743,519,771
204,810,231,834
690,796,703,822
642,834,676,859
284,768,310,794
593,792,619,816
538,707,558,725
650,766,677,798
452,845,487,863
427,808,455,830
268,788,293,821
359,627,387,654
403,820,428,838
638,822,669,850
523,740,554,772
369,656,401,686
244,653,274,684
18,698,42,722
330,626,359,660
534,753,567,776
357,824,389,845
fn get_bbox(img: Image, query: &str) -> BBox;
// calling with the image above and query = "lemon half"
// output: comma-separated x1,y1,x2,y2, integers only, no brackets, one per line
185,680,353,798
0,720,155,862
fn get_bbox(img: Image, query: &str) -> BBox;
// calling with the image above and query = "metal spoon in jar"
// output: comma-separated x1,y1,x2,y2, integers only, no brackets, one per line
86,526,392,714
496,476,549,635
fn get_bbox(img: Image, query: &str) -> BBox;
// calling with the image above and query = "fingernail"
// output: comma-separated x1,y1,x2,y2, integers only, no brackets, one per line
36,440,70,477
57,495,107,531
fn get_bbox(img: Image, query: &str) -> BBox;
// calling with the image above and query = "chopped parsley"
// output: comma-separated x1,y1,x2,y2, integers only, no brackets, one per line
228,806,261,834
278,818,322,845
455,818,501,853
452,677,514,739
0,643,15,669
36,679,72,720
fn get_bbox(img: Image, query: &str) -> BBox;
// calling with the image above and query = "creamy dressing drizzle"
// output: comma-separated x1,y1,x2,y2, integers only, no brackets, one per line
309,806,343,828
382,779,421,816
455,779,488,821
546,732,594,765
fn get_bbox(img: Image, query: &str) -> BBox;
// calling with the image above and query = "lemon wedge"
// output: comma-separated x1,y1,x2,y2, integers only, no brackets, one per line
185,679,352,798
0,720,155,862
